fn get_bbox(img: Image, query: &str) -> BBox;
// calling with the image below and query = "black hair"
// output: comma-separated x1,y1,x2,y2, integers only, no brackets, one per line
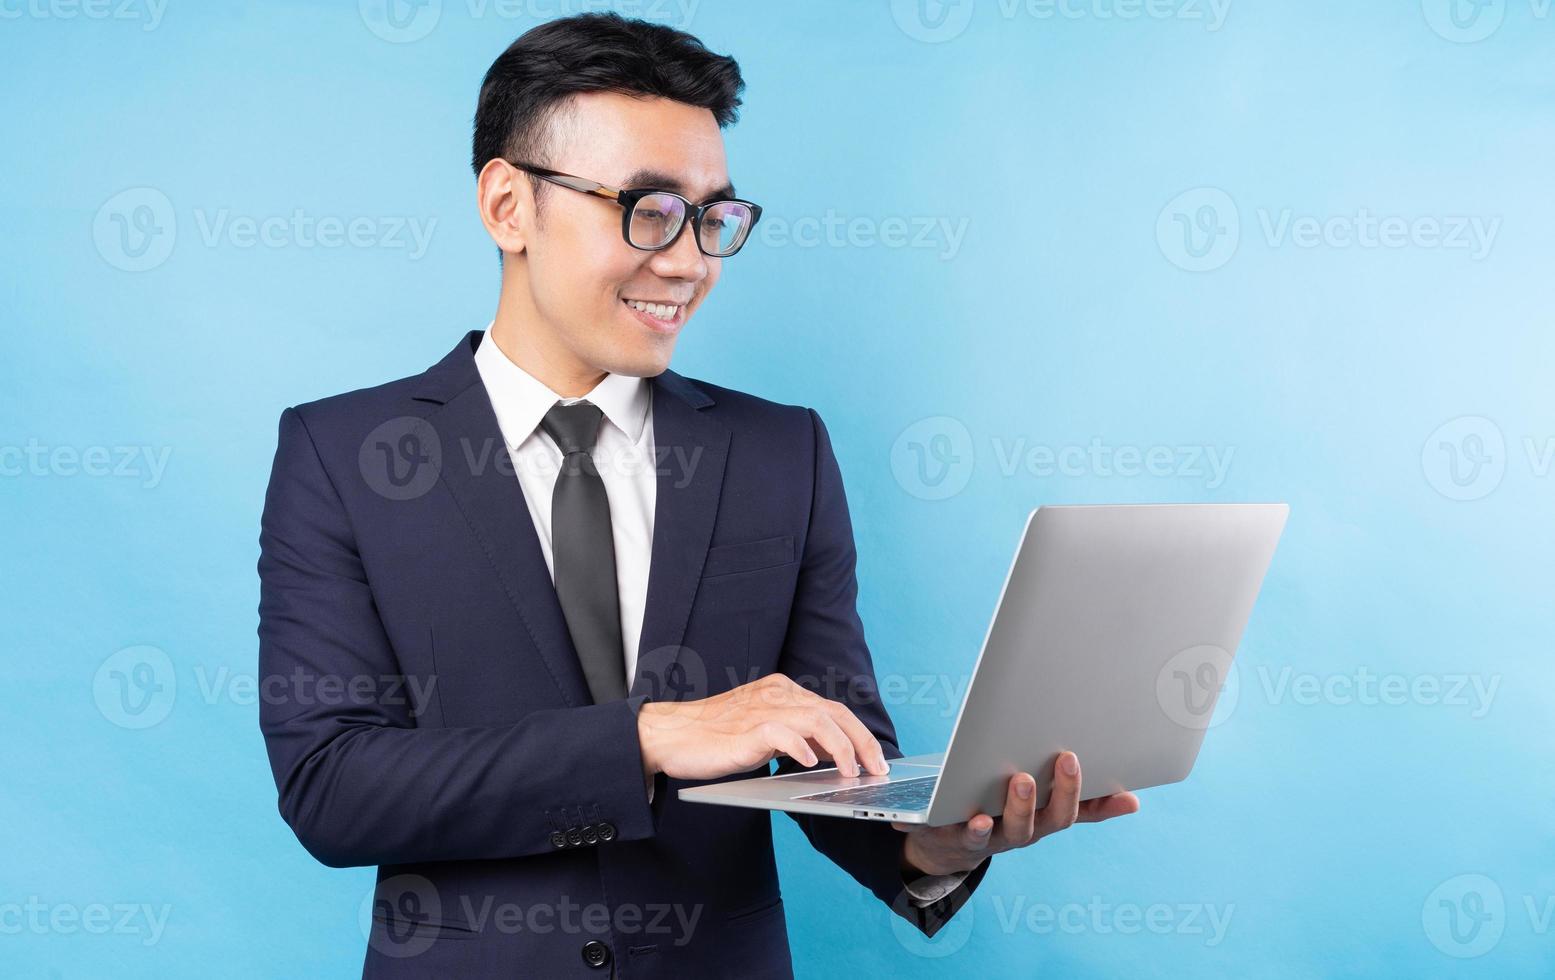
472,13,745,186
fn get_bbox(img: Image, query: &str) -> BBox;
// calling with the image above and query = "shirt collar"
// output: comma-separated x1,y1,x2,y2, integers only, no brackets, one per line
474,324,651,449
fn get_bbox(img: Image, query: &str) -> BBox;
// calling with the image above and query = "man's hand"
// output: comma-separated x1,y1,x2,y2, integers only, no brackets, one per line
895,752,1140,877
637,674,890,784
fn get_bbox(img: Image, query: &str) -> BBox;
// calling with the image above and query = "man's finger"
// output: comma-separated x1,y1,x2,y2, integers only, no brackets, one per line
962,814,995,852
792,709,859,777
818,699,888,775
1036,751,1081,837
756,721,816,768
999,772,1038,847
1077,791,1140,823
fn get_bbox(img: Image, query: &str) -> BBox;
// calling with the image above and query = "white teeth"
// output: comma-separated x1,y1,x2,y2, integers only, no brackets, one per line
626,299,678,319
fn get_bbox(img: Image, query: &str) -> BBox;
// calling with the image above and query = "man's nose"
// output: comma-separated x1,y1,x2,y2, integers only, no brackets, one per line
648,220,710,282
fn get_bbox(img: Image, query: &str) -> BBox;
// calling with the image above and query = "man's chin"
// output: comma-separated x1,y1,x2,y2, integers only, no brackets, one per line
601,346,675,379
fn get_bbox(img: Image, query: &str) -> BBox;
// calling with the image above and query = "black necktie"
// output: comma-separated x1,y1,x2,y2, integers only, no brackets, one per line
540,401,627,703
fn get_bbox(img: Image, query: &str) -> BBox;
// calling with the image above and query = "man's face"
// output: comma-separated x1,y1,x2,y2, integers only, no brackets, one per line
516,91,732,378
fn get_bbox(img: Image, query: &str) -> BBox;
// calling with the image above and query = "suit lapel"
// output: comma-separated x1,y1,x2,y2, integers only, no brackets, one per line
413,331,592,707
630,370,729,699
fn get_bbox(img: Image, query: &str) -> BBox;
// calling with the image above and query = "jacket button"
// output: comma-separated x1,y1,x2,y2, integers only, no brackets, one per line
566,827,583,847
597,822,617,842
581,824,599,845
581,939,611,969
550,831,567,849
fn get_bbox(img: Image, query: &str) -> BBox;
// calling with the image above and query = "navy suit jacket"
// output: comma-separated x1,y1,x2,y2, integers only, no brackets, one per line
257,330,985,978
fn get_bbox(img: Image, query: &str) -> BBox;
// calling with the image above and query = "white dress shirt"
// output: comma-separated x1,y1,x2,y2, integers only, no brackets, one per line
474,325,656,684
473,324,966,905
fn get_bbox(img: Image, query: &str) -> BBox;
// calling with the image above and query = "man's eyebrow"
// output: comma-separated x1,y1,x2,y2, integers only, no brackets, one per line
620,168,736,202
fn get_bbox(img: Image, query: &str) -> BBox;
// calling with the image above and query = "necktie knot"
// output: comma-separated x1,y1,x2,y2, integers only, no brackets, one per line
541,401,604,456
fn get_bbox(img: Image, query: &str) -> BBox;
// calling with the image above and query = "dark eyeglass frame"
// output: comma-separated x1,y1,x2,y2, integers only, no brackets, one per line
508,160,762,257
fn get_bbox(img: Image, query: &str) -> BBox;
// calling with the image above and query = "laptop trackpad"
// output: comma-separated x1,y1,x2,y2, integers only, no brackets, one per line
774,754,944,785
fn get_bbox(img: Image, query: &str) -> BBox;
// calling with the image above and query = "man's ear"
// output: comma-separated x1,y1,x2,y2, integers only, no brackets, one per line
476,158,529,256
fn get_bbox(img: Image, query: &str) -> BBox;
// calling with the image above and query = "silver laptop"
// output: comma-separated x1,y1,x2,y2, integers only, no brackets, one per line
679,503,1288,826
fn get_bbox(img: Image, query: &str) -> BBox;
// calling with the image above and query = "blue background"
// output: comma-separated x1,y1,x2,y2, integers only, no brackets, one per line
4,0,1552,976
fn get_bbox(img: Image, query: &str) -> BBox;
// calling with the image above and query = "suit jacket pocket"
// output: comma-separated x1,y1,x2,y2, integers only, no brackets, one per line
369,912,480,945
725,895,784,925
702,535,795,579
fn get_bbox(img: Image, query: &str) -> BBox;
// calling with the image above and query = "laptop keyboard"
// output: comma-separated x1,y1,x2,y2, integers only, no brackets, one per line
795,775,938,811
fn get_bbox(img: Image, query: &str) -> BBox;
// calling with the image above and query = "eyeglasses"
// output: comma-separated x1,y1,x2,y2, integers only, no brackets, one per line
509,161,762,258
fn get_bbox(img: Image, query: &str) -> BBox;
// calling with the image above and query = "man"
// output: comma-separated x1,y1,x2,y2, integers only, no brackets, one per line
257,14,1138,978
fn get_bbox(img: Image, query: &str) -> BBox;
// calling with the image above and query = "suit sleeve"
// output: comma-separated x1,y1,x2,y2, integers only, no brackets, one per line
257,406,655,868
774,408,989,937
